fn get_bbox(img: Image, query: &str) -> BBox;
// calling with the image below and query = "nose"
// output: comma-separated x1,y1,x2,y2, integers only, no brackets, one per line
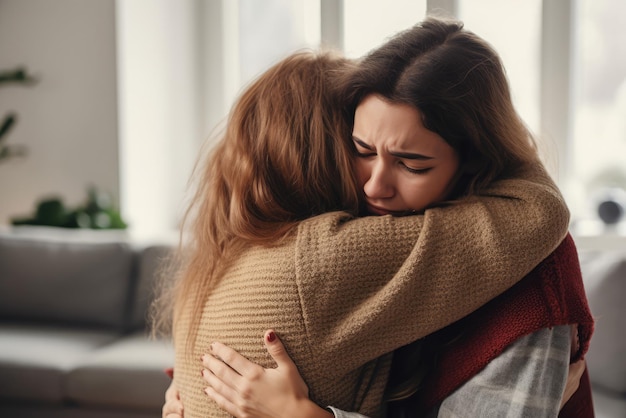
362,160,394,200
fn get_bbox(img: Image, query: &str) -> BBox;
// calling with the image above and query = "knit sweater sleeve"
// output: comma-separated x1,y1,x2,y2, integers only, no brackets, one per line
294,161,569,374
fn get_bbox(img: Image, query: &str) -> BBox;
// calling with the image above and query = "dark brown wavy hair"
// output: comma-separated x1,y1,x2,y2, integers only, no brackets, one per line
340,17,539,202
338,17,541,411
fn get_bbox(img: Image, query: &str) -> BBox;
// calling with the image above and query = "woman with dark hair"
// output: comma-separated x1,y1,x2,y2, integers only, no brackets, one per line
159,18,588,418
170,18,593,418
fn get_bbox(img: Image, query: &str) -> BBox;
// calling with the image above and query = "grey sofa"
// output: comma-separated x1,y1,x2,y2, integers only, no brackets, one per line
580,247,626,418
1,229,624,418
0,228,174,418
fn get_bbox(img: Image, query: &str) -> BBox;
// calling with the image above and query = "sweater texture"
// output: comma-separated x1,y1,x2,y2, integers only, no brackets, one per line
173,164,571,417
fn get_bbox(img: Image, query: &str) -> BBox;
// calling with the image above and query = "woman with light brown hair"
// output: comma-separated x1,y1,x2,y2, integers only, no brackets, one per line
159,35,577,417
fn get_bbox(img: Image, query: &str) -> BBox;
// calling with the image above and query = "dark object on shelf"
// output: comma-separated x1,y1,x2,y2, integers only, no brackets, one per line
596,188,626,225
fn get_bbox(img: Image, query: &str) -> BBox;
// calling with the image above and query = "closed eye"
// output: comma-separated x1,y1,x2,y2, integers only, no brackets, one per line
355,149,376,158
352,137,376,157
401,162,433,175
353,143,376,158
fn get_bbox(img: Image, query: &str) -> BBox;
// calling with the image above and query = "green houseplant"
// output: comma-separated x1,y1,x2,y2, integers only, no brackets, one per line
0,67,37,162
2,67,127,230
11,186,128,230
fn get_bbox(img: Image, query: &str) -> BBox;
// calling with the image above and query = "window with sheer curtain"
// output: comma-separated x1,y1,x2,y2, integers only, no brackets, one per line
569,0,626,234
226,0,626,242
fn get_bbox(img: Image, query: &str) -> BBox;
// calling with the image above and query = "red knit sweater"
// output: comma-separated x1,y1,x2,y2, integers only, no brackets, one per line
390,234,595,417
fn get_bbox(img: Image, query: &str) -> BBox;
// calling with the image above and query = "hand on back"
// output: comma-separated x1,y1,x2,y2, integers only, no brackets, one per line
201,330,332,418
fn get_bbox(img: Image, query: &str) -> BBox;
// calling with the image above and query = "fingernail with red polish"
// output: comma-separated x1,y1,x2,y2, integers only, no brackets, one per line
267,331,276,343
164,367,174,379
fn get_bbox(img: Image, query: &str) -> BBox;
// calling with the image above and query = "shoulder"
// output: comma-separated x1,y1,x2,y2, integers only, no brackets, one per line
298,211,355,229
297,211,418,236
295,212,421,264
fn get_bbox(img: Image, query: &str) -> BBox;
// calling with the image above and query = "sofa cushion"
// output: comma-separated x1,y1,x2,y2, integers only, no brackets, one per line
0,232,134,330
590,385,626,418
129,245,173,330
0,323,119,403
579,250,626,394
65,331,174,411
0,405,160,418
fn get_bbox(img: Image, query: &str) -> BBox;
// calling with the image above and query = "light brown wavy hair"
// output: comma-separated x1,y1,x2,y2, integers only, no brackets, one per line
151,50,360,352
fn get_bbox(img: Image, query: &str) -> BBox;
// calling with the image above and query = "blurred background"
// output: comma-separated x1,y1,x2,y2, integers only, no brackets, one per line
1,0,625,248
1,2,625,417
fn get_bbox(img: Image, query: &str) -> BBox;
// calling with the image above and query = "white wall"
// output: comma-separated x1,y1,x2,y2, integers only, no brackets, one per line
0,0,119,225
116,0,203,239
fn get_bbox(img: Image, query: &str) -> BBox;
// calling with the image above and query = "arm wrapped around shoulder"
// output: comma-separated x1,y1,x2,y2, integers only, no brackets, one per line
296,160,571,371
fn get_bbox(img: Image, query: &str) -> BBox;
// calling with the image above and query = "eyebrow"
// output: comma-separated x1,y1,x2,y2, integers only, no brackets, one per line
352,136,434,160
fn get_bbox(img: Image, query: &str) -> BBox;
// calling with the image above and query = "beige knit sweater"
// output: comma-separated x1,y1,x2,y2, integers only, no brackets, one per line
174,163,570,418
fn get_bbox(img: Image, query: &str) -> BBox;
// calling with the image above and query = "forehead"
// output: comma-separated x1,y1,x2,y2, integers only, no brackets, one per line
353,94,448,154
355,95,418,125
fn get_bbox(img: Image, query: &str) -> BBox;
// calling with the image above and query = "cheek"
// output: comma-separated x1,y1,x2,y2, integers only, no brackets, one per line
354,160,370,188
403,173,455,208
436,166,461,198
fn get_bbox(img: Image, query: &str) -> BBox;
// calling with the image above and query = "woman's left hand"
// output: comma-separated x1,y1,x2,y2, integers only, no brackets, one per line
162,379,184,418
201,329,332,418
560,359,586,409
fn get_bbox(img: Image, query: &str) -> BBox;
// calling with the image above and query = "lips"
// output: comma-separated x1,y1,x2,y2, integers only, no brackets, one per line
366,203,396,216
